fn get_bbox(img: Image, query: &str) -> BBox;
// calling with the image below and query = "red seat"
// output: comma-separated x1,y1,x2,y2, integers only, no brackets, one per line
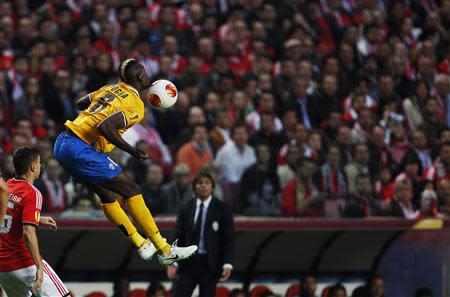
285,284,301,297
321,286,333,297
250,285,271,297
85,292,107,297
215,286,230,297
129,288,147,297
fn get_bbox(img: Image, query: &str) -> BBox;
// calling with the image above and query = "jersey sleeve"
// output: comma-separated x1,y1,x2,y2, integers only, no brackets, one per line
122,106,141,128
22,186,42,226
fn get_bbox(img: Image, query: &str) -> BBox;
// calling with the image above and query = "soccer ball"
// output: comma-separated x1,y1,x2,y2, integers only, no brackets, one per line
147,79,178,109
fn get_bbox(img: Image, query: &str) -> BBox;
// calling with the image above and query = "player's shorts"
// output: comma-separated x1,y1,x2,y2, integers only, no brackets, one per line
54,131,122,184
0,260,70,297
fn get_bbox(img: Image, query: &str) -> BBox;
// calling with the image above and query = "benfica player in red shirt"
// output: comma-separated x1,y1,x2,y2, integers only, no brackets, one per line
0,147,69,297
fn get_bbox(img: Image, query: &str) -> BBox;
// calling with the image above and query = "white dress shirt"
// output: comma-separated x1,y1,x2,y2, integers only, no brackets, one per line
214,142,256,183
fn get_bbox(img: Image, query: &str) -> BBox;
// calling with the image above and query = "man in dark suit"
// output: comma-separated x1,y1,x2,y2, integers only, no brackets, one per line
169,172,235,297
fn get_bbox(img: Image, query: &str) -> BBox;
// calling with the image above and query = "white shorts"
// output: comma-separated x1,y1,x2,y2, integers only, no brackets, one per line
0,260,69,297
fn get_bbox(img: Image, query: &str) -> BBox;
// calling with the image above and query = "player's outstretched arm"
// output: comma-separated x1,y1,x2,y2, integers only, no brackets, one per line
0,177,8,225
23,224,44,294
75,93,92,110
97,112,149,160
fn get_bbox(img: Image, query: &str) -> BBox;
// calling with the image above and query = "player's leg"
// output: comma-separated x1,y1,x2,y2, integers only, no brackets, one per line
0,269,32,297
87,183,155,259
98,172,171,255
39,260,70,297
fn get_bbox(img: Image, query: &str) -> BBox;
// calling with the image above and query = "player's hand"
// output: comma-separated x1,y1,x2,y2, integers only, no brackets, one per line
40,216,57,230
220,267,232,281
32,267,44,296
167,265,177,279
133,147,149,160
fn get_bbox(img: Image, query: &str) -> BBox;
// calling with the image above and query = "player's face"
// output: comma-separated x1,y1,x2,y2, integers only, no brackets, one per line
194,177,213,199
32,155,41,179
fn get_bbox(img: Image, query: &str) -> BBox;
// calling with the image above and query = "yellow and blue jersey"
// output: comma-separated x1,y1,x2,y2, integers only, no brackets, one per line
65,82,144,153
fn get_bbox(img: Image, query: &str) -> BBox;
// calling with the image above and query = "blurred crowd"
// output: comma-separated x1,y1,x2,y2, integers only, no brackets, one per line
1,0,450,219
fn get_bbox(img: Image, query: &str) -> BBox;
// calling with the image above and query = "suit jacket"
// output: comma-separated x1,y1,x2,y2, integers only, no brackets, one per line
175,197,235,277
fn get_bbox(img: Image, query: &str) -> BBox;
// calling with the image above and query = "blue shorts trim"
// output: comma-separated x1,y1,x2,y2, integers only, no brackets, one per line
53,131,122,184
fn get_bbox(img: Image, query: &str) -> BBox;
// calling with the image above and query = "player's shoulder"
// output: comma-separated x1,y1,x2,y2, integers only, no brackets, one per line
8,178,42,201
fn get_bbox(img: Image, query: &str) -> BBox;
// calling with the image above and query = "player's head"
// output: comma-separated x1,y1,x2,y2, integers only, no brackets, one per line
13,146,41,180
118,58,150,90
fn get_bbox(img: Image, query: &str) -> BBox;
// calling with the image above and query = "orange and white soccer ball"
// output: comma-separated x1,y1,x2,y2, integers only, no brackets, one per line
147,79,178,109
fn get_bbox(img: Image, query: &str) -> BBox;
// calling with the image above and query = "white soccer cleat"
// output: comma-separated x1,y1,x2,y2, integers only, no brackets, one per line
158,239,198,266
138,239,157,261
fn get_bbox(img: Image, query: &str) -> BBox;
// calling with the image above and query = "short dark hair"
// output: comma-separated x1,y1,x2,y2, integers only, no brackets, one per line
230,122,248,136
192,172,215,190
13,146,40,176
118,59,142,84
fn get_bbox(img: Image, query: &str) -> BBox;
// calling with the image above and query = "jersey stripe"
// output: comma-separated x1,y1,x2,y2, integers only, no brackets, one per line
30,184,42,210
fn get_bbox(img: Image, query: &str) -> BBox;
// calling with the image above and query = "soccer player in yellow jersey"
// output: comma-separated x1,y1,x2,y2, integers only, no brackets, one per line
53,59,197,265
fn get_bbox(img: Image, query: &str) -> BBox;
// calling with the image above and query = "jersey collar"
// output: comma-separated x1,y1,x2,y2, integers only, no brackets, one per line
119,82,140,97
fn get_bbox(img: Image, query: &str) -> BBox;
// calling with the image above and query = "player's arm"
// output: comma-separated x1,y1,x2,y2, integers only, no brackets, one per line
23,224,43,293
75,93,93,110
0,176,8,225
97,111,148,160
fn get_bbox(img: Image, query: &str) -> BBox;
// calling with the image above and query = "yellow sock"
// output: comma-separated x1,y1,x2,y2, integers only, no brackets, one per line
101,200,145,248
126,194,170,255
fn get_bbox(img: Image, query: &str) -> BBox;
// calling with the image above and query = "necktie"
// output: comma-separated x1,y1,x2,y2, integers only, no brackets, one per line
192,203,204,245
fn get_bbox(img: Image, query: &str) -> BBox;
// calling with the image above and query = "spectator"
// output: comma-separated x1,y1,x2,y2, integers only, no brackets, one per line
277,143,300,189
423,142,450,183
314,145,348,198
311,74,339,127
147,282,166,297
282,158,320,217
436,178,450,216
141,163,166,215
351,275,384,297
402,80,428,132
238,143,281,216
343,174,381,218
214,123,256,184
35,158,68,213
174,105,206,150
299,274,318,297
210,108,232,153
229,288,247,297
60,195,100,219
410,129,433,170
249,110,284,158
383,179,419,219
126,140,152,186
345,143,371,194
176,124,213,182
419,186,443,218
160,164,193,214
419,96,446,150
330,284,347,297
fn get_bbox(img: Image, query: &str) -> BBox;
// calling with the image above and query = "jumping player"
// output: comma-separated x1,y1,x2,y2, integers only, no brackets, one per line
53,59,197,265
0,147,69,297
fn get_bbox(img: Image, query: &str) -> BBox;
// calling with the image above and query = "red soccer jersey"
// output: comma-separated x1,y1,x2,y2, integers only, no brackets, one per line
0,178,43,272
